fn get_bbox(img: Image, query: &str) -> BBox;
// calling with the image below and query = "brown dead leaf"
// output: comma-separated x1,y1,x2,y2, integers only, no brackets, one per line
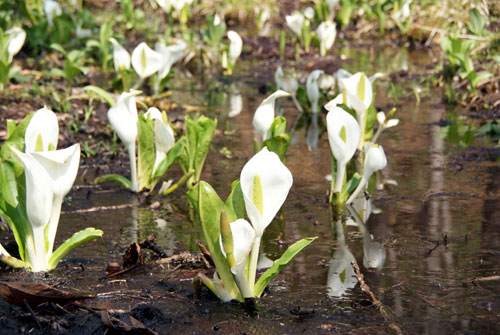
195,239,214,268
106,242,143,277
0,281,93,307
100,310,158,335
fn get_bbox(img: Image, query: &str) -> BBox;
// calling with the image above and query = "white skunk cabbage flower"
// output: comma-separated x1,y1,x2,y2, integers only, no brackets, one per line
227,31,243,66
275,66,299,96
155,40,186,80
306,70,324,114
229,90,243,118
318,72,335,92
326,105,361,194
304,7,315,21
44,0,62,27
25,107,59,153
346,143,387,204
107,90,141,191
131,42,163,78
220,219,256,298
5,27,26,63
145,107,175,174
339,72,373,123
253,90,290,141
377,111,399,129
316,20,336,56
109,38,131,72
155,0,172,13
285,11,304,38
240,147,293,237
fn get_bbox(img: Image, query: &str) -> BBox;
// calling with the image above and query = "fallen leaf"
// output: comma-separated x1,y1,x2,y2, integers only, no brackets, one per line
0,281,93,307
100,310,158,335
106,242,143,277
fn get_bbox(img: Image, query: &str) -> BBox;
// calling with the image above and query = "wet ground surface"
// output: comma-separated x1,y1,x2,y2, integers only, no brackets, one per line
0,44,499,334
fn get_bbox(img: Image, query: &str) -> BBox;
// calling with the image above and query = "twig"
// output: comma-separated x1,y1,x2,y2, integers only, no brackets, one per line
23,299,42,330
63,203,138,214
351,262,403,335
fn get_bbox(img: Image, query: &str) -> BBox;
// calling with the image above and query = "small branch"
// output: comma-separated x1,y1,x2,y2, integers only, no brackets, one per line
351,262,403,335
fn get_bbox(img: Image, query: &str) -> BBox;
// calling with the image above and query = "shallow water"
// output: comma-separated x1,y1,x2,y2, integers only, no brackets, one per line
1,45,499,334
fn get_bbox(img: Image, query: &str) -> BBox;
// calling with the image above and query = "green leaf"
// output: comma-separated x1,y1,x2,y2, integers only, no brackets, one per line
48,228,103,270
187,182,243,301
268,116,287,138
94,174,132,189
255,237,316,297
137,114,155,190
345,172,361,196
83,85,116,106
50,43,67,57
225,180,246,220
151,137,185,181
179,116,217,187
262,134,291,162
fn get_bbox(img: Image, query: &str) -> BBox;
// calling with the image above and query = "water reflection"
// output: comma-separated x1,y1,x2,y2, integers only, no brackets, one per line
327,218,358,297
327,199,386,297
228,85,242,118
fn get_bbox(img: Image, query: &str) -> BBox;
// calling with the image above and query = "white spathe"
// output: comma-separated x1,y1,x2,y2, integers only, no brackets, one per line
317,73,335,92
229,91,243,118
145,107,176,174
109,38,131,72
240,148,293,237
304,7,315,20
44,0,62,27
107,90,140,147
155,0,171,13
346,143,387,204
25,106,59,153
131,42,163,78
155,40,186,80
285,11,304,38
339,72,373,120
252,90,290,141
11,149,53,230
325,105,361,193
377,111,399,128
227,31,242,66
220,219,255,297
306,70,323,114
30,144,81,199
363,144,387,180
6,27,26,63
107,90,141,192
316,20,336,56
275,66,299,96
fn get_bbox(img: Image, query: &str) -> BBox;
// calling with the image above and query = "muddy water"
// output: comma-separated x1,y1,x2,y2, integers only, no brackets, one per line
1,45,499,334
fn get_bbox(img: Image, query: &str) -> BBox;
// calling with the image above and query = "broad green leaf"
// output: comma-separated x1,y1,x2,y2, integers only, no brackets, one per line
187,182,242,301
151,137,185,180
262,134,291,162
345,172,361,196
48,228,103,270
50,43,67,57
269,116,287,138
137,114,156,190
94,174,132,189
225,180,246,220
179,116,217,187
255,237,316,297
83,85,116,106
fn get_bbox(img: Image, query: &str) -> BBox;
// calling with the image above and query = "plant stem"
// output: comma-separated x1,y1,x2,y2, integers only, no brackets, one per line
346,176,367,204
46,194,63,259
32,226,47,272
248,235,262,293
128,142,138,192
161,169,195,195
